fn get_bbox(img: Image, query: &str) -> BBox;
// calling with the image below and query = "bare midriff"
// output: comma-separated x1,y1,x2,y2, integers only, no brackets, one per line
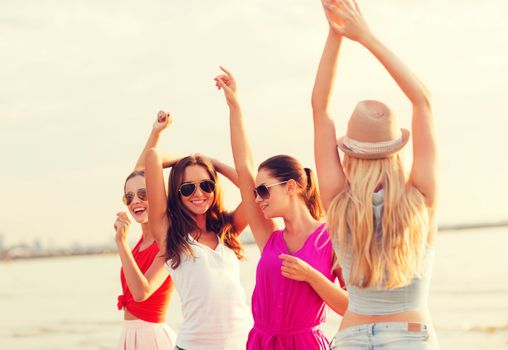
124,309,139,320
339,309,431,330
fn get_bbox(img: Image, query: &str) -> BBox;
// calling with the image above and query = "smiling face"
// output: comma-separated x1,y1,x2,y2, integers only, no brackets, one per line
179,164,215,216
124,175,149,224
254,168,289,219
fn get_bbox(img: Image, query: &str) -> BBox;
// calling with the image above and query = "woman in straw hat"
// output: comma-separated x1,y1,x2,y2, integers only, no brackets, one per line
308,0,439,348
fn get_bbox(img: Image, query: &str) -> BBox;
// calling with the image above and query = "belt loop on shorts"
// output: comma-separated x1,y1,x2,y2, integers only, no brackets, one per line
368,323,375,349
368,323,375,336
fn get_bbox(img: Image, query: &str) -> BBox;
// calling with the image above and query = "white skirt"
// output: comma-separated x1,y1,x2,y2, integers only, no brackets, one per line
118,319,176,350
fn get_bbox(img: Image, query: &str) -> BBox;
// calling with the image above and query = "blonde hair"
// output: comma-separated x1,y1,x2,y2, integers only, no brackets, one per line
327,154,429,289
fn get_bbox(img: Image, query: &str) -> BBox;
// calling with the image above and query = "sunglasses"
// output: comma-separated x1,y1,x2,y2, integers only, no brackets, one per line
123,188,147,205
179,180,215,197
253,181,289,200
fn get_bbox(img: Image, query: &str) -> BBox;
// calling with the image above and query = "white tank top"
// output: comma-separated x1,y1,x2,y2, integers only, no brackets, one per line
166,234,252,349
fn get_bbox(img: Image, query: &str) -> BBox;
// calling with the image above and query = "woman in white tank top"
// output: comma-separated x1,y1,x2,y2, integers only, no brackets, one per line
143,111,252,350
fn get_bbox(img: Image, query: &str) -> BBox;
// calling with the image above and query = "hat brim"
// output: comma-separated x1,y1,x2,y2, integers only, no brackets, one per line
336,129,410,160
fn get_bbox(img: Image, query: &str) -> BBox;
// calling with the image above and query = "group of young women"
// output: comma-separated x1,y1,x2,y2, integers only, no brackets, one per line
113,1,438,349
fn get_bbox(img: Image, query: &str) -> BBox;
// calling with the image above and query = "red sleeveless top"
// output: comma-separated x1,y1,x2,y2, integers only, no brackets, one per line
117,238,172,323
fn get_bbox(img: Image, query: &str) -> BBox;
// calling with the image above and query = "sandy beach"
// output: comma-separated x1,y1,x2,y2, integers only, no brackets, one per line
1,227,507,349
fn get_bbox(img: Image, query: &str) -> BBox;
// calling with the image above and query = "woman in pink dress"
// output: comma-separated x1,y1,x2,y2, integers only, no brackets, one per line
215,67,349,349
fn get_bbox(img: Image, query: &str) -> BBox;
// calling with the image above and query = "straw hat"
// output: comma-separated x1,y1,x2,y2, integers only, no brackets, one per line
337,100,410,159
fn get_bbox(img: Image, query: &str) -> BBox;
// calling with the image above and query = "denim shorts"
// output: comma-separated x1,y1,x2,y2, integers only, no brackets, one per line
329,322,438,350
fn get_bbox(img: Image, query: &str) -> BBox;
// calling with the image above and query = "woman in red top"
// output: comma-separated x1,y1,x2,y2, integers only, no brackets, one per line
113,111,177,350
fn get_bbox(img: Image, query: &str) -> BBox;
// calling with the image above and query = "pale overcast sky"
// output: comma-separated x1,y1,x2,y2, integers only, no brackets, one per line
1,0,507,247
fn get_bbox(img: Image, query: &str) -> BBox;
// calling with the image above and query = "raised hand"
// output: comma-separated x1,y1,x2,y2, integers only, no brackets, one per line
114,212,131,243
214,66,239,108
153,110,172,133
324,0,372,43
321,0,344,27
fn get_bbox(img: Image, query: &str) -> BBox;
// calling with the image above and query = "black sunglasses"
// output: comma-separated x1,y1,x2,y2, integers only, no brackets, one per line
253,181,289,200
123,188,147,205
179,180,215,197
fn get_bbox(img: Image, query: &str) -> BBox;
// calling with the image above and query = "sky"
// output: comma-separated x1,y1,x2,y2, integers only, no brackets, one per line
1,0,507,247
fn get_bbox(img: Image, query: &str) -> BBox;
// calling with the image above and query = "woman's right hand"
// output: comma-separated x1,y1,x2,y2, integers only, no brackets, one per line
321,0,343,27
153,110,172,133
280,254,316,283
214,66,239,108
323,0,373,44
114,212,131,243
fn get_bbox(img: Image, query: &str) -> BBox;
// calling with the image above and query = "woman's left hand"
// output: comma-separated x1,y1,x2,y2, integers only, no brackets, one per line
324,0,372,44
279,254,315,282
214,66,239,108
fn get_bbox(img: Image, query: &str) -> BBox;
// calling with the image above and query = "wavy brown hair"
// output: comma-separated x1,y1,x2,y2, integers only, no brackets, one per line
165,155,244,269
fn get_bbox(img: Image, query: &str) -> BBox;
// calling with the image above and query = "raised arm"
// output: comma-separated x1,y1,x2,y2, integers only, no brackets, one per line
215,66,277,251
208,157,239,186
114,213,169,301
311,4,348,211
134,111,172,171
327,0,437,208
160,152,183,169
145,147,170,250
207,156,248,233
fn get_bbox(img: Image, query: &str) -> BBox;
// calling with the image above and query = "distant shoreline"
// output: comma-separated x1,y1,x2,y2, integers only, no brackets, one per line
0,249,117,262
1,222,506,262
438,220,508,231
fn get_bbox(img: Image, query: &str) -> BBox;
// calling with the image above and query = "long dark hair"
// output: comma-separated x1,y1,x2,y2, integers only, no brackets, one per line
165,155,244,269
258,155,324,220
